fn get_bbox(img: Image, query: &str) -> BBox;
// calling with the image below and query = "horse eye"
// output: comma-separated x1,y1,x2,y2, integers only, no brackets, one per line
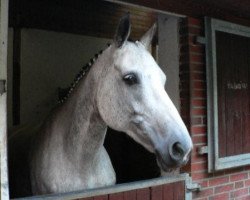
123,73,138,85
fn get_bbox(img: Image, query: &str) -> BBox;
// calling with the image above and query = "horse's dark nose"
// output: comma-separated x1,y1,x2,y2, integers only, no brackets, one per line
155,133,192,171
169,141,190,165
169,142,185,162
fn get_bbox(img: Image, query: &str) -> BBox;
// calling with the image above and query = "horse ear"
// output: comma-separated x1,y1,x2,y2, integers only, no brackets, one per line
140,23,157,49
114,13,131,48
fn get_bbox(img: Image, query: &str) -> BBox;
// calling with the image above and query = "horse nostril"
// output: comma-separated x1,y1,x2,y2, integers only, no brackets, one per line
170,142,185,162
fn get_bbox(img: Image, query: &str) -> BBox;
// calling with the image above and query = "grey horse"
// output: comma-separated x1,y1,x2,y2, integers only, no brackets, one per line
8,14,192,197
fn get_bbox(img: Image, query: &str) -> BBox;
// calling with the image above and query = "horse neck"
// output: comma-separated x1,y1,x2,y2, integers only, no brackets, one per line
58,49,110,164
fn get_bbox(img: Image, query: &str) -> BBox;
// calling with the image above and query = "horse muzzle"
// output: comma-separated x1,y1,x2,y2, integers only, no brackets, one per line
155,138,192,172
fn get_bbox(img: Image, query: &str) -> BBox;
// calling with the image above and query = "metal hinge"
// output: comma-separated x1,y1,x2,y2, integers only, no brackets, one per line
186,181,201,192
198,146,208,155
195,36,206,44
0,80,6,95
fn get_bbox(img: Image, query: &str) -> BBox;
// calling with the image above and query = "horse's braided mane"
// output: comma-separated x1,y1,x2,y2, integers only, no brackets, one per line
58,43,111,104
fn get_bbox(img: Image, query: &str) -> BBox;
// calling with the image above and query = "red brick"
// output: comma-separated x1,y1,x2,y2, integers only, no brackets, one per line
192,99,206,107
193,72,206,81
193,188,213,199
192,117,203,125
190,45,205,54
188,17,202,27
192,108,206,116
191,63,206,71
188,26,203,35
235,181,244,189
231,188,249,198
192,90,206,99
197,180,209,188
244,179,250,187
180,26,203,37
192,153,207,163
209,176,229,187
209,193,229,200
193,81,206,90
230,173,248,182
214,183,234,194
192,134,207,144
191,126,207,134
237,195,250,200
190,54,204,63
192,161,207,171
192,171,210,180
202,116,207,125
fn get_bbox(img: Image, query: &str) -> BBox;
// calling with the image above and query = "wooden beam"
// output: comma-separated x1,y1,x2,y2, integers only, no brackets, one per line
105,0,250,26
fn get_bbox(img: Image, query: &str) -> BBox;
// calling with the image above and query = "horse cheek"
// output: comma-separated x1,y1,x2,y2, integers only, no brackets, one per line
97,86,116,128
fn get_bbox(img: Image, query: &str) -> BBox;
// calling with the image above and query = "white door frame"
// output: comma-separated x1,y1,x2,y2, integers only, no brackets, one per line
0,0,9,199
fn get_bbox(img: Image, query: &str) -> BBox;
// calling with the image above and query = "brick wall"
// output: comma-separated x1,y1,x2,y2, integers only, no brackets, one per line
179,17,250,200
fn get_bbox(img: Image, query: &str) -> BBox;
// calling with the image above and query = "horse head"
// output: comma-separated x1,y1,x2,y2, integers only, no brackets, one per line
97,14,193,172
